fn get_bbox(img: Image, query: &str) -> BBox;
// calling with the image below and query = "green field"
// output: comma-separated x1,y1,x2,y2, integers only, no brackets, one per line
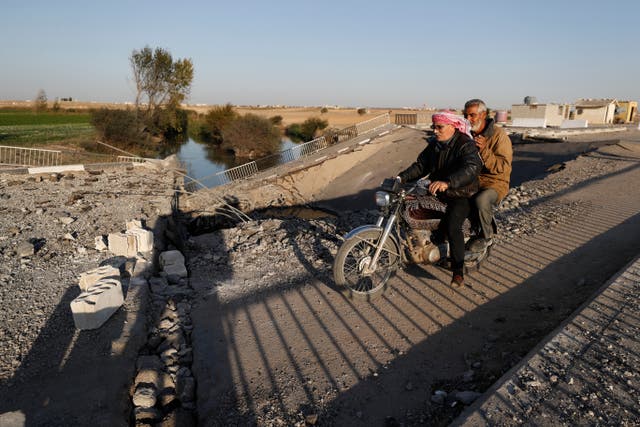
0,110,95,147
0,110,91,126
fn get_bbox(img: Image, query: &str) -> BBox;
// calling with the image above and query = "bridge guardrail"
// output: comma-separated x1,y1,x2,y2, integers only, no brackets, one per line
0,145,61,167
189,113,390,191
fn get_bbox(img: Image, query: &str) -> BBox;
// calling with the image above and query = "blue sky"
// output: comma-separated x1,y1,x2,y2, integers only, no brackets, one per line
2,0,639,110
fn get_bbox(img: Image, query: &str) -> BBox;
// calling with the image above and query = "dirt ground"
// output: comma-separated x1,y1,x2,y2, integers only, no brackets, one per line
1,121,638,426
185,128,640,425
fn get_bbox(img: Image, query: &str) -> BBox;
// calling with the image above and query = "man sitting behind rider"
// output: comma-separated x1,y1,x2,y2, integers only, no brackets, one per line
397,111,482,288
463,99,513,250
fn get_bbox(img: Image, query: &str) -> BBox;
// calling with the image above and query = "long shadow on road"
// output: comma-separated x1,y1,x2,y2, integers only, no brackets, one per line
188,154,640,425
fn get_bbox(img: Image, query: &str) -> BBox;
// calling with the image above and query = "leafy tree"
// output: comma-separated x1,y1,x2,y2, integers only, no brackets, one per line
34,89,48,112
320,107,328,114
130,46,193,138
269,115,283,126
301,117,328,138
91,108,143,147
222,113,281,158
286,117,329,142
130,46,194,112
202,103,238,144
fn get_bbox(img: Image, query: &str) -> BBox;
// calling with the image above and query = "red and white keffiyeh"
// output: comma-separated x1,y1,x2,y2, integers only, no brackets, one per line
432,111,472,138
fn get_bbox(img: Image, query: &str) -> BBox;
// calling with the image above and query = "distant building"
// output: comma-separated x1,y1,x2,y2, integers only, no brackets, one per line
573,99,618,124
614,100,638,123
510,102,571,127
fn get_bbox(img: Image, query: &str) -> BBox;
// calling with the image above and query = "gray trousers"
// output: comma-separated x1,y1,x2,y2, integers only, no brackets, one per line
474,188,498,238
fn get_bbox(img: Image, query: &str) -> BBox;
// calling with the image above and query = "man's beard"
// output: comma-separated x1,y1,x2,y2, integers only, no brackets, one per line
470,121,483,132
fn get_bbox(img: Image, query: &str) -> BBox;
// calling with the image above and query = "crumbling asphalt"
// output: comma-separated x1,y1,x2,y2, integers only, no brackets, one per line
0,127,639,426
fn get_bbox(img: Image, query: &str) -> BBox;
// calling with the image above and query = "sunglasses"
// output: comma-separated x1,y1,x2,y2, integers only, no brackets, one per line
431,124,449,130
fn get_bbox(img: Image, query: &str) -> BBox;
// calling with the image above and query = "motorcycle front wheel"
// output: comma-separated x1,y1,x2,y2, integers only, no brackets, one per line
333,229,400,301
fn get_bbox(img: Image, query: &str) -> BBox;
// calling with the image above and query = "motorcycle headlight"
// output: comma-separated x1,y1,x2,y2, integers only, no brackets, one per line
375,191,391,207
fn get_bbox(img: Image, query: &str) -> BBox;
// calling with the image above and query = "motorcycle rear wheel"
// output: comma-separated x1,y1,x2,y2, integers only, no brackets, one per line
333,229,399,301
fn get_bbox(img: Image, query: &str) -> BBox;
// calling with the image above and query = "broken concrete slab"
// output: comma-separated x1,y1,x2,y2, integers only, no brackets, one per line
78,265,120,291
108,232,133,257
70,277,124,330
126,228,154,253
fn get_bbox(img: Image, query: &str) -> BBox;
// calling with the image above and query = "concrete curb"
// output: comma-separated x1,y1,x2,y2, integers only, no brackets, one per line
451,253,640,426
0,161,147,176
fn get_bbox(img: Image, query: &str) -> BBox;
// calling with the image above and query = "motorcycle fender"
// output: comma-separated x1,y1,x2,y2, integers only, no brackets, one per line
343,224,383,240
343,225,400,254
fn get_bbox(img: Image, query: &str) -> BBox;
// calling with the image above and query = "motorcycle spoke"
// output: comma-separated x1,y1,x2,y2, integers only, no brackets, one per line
334,229,399,300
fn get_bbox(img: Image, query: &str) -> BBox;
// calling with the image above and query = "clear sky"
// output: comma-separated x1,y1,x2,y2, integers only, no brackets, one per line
2,0,639,110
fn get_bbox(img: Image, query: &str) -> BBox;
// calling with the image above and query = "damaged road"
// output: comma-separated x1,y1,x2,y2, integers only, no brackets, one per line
184,132,640,425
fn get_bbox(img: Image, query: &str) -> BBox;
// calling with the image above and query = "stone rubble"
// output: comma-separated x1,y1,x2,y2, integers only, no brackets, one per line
130,248,196,425
180,148,633,425
0,164,176,424
184,153,612,305
0,141,636,425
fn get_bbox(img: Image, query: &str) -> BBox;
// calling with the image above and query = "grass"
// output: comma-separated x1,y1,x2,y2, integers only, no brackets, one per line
0,123,95,147
0,110,95,148
0,110,91,126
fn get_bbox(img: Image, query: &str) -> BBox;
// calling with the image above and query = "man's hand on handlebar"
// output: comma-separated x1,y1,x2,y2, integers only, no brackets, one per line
428,180,449,195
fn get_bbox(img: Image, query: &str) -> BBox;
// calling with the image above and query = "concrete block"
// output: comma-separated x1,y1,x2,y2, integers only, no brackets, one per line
108,232,131,256
70,278,124,330
560,119,588,128
159,250,188,278
511,118,547,128
108,232,141,257
159,250,185,268
78,265,120,291
27,165,85,174
126,219,144,231
126,228,154,253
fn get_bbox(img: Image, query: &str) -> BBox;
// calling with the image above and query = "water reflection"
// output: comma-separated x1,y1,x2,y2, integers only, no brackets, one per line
176,137,300,188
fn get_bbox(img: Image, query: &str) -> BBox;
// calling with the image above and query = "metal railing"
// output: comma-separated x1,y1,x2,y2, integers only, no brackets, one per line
355,113,390,134
395,114,417,125
188,113,391,190
394,112,431,126
0,145,61,167
117,155,152,163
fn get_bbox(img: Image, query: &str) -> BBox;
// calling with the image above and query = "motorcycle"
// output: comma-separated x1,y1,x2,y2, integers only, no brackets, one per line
333,177,492,300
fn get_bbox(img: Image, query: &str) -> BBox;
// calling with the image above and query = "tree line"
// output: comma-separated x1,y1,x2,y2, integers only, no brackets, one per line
35,45,334,159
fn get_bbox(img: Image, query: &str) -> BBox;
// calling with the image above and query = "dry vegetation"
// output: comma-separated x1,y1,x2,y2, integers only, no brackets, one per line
0,100,427,130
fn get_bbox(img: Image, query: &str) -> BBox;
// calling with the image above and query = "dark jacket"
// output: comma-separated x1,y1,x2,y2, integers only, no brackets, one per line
398,130,482,195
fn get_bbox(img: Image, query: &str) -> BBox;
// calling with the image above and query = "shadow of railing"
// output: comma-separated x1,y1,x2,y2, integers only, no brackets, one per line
183,151,640,425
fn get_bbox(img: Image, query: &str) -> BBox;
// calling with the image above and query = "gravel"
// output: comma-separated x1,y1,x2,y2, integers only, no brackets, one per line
0,164,176,423
1,137,637,425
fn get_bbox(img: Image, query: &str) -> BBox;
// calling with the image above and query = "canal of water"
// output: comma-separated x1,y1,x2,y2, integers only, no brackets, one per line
175,137,299,187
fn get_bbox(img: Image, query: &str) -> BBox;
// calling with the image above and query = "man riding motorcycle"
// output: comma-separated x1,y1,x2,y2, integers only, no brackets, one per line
396,111,482,288
463,99,513,251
